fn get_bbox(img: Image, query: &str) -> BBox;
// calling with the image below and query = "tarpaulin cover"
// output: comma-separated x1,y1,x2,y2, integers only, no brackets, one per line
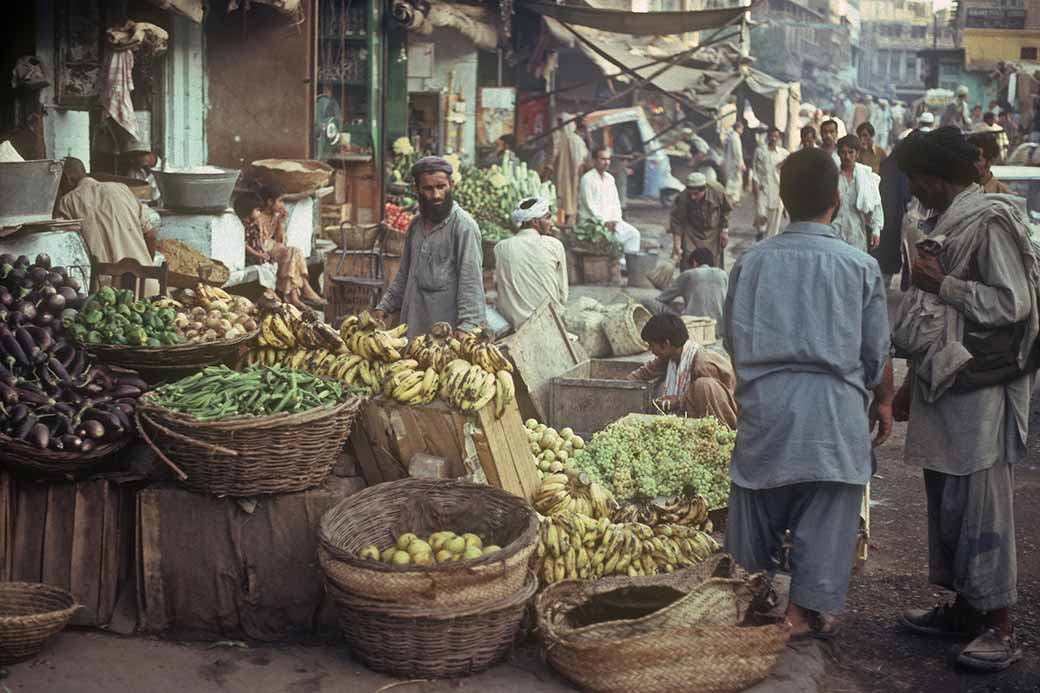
520,0,750,36
136,476,365,641
145,0,204,24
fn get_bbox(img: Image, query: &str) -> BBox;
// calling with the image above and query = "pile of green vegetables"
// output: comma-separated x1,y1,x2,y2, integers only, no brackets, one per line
570,416,735,509
454,153,557,242
148,364,345,421
69,287,185,347
564,217,624,259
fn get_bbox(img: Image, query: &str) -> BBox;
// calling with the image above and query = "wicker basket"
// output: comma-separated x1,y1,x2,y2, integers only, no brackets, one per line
535,555,790,693
319,478,537,607
326,571,536,679
383,230,406,256
0,582,79,664
82,329,259,383
0,433,130,479
602,302,651,356
340,223,381,251
136,395,362,496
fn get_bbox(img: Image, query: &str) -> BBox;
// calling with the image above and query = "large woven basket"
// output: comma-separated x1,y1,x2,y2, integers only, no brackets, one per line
0,432,130,479
0,582,79,664
319,478,538,607
136,395,361,496
326,571,536,679
82,329,259,383
536,555,790,693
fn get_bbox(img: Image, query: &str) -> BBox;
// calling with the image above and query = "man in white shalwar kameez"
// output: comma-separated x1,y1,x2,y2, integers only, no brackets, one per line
578,146,641,263
832,135,884,252
722,121,745,204
752,126,789,240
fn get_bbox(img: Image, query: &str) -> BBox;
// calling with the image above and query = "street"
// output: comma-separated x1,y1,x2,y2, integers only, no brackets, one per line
3,194,1038,693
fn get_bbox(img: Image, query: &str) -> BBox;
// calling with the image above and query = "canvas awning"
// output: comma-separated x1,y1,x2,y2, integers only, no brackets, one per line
519,0,752,36
145,0,204,24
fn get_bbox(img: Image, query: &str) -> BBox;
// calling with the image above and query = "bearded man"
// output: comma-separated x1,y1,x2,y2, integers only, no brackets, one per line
373,156,486,338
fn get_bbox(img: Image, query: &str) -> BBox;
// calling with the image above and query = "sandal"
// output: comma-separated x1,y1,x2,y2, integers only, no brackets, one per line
789,611,841,642
956,628,1022,672
900,602,979,638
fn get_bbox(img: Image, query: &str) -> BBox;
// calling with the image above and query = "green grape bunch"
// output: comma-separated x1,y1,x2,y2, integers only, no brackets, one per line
569,416,735,509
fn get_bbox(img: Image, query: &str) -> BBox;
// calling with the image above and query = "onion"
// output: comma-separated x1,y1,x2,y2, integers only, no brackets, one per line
46,294,66,312
58,287,78,302
29,267,49,285
62,276,81,292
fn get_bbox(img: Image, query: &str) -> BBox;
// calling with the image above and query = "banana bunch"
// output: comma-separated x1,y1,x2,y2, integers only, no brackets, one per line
295,312,346,353
243,347,289,368
531,510,720,585
614,493,712,532
404,322,458,372
384,363,440,405
195,284,234,309
534,472,617,521
258,307,299,350
438,359,514,417
657,493,712,530
339,312,409,363
455,328,513,374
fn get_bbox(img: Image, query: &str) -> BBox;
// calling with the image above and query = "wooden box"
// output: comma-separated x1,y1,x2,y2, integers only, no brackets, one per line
549,359,655,440
0,471,142,627
350,396,540,501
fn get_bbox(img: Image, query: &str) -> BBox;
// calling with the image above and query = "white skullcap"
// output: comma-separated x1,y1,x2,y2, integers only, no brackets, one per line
685,172,707,188
919,112,935,125
513,197,551,228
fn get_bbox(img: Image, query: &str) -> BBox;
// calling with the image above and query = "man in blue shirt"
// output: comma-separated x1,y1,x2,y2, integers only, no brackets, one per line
724,148,894,640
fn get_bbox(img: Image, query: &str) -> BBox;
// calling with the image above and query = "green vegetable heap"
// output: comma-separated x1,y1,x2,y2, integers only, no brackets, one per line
453,152,558,242
565,217,624,259
570,416,735,509
148,364,345,421
69,287,184,347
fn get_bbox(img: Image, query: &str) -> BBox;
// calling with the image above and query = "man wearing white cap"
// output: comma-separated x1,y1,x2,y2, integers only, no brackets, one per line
493,197,568,330
669,171,732,270
917,111,935,133
941,86,973,131
578,146,642,262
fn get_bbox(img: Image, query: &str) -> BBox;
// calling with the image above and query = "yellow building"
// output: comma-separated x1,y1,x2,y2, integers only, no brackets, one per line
962,28,1040,67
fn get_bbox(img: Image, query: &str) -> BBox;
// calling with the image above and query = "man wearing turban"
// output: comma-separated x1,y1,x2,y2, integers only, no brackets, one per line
492,197,568,330
373,156,486,338
891,127,1035,673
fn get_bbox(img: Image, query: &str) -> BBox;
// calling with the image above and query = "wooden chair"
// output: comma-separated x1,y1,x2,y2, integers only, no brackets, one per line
91,257,169,298
324,223,388,324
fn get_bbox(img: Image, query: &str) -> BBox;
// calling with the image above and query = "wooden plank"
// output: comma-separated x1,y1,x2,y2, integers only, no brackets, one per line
473,399,539,500
136,488,168,633
0,472,13,580
69,481,104,625
96,481,121,625
349,421,384,487
11,481,48,583
41,483,76,591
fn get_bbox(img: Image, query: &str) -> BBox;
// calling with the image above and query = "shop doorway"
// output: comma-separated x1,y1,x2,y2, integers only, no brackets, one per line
408,92,441,155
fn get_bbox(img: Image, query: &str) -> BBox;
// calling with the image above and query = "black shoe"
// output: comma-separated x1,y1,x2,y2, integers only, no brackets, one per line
900,603,979,638
957,628,1023,672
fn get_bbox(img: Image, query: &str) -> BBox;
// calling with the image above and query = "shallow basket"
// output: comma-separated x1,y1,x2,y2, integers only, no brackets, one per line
0,433,130,479
136,394,361,496
82,329,259,383
319,478,538,608
0,582,79,664
326,571,536,679
535,555,790,693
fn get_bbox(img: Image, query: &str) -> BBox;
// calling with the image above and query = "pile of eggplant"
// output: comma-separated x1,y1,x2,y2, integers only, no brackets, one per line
0,253,146,455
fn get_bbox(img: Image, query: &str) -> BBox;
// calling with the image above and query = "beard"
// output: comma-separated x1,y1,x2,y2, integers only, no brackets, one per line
419,191,454,224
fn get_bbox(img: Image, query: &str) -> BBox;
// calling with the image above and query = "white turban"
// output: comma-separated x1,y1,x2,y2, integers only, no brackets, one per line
512,197,551,229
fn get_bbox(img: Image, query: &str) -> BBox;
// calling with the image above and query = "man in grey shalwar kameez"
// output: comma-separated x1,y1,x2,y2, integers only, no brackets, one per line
724,148,894,639
373,156,486,339
891,127,1033,672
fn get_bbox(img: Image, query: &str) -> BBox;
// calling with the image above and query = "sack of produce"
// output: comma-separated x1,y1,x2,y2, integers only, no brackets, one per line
536,554,790,693
563,298,611,359
137,364,361,496
319,477,537,607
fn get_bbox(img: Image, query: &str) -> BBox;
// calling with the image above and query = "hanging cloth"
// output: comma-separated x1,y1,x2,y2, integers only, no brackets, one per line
100,48,138,140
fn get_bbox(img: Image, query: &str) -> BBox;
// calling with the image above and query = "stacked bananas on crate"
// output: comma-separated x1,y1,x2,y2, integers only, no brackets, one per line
615,492,713,532
339,312,409,362
438,357,515,417
533,472,618,521
532,510,720,584
404,321,459,372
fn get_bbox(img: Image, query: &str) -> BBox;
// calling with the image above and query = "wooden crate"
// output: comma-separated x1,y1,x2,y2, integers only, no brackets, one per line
0,471,142,627
350,396,540,501
549,359,655,440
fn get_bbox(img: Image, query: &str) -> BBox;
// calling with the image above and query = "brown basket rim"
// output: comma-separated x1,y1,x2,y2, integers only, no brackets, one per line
0,431,131,476
324,570,538,620
79,327,259,355
139,392,362,430
0,582,80,625
319,477,538,574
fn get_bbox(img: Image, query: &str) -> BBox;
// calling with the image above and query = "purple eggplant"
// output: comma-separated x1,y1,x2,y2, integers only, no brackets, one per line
15,387,52,407
59,434,83,451
34,254,51,270
28,422,49,448
13,413,36,440
24,326,53,353
78,419,106,440
47,356,71,385
0,382,16,405
0,325,30,368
